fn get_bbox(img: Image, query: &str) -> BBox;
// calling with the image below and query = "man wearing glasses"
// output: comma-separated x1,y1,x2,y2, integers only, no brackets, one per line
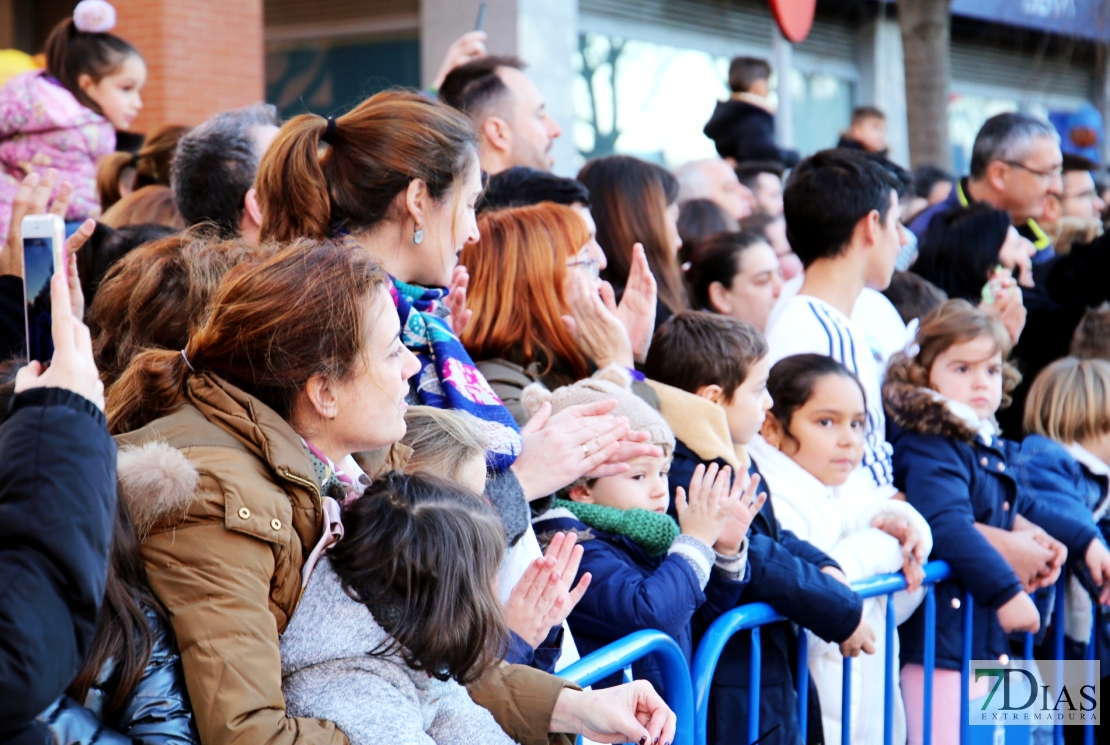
909,112,1063,264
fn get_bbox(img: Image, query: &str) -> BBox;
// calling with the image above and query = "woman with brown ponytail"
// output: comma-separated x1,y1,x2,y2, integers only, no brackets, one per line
107,239,676,745
254,90,657,557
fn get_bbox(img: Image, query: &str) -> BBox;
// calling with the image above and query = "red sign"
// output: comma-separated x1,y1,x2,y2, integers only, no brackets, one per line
768,0,817,42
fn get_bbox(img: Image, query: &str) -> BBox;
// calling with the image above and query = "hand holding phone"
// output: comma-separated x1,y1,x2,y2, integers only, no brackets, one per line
14,245,104,410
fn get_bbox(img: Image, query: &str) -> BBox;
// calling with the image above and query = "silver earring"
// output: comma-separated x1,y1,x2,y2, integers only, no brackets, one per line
413,227,424,244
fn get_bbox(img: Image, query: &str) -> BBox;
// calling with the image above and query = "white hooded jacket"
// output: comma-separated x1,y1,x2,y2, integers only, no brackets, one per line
749,436,933,745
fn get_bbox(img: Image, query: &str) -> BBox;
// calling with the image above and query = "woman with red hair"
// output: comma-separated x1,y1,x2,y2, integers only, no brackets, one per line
463,202,656,424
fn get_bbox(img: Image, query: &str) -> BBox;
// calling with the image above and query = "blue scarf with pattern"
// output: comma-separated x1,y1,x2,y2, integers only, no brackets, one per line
390,277,522,472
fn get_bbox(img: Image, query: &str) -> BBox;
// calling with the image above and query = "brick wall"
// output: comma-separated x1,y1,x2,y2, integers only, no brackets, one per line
113,0,264,131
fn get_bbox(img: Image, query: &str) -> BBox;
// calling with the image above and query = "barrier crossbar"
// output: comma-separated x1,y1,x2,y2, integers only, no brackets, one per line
561,563,1099,745
558,629,696,745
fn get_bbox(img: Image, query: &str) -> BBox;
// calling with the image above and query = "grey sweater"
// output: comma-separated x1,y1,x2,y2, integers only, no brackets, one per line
280,559,516,745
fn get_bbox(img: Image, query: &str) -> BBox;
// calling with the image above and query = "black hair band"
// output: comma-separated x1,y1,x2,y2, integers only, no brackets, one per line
322,116,337,144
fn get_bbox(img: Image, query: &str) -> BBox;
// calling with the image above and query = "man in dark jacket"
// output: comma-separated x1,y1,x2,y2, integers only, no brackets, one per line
704,56,799,168
836,107,887,155
0,265,115,743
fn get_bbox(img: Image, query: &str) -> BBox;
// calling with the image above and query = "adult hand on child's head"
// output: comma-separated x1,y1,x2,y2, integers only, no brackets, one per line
445,265,473,335
839,617,877,657
997,592,1040,634
432,31,488,90
14,269,104,409
583,429,662,480
549,682,676,745
1083,539,1110,606
603,243,657,363
714,473,765,556
563,270,635,369
502,532,591,647
512,400,629,500
675,463,742,548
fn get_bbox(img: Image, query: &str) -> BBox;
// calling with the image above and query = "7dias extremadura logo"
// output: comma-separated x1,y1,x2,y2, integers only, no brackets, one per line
970,660,1099,725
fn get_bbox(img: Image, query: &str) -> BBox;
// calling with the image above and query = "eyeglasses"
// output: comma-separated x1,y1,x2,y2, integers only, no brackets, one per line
567,257,602,278
1002,160,1063,180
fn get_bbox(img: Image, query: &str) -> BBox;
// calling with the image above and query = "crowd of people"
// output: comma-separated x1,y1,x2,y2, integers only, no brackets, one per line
5,3,1110,745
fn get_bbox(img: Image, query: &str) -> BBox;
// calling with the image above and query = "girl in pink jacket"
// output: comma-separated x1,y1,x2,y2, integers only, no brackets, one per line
0,0,145,237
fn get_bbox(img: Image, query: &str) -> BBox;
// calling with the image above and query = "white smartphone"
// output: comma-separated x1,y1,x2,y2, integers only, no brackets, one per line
21,214,66,363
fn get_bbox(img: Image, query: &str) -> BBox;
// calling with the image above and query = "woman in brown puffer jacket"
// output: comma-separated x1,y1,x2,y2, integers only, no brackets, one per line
106,240,676,745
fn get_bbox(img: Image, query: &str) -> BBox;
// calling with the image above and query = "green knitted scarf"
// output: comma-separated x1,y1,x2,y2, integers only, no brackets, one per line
554,498,680,556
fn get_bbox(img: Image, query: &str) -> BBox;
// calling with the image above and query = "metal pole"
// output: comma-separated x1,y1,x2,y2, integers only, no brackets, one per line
773,26,794,150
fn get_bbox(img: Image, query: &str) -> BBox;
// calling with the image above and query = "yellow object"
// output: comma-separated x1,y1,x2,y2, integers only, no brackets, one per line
0,50,39,88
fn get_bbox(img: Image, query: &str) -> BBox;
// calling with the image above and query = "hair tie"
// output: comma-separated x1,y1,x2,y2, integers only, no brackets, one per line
73,0,117,33
321,116,337,145
180,349,195,372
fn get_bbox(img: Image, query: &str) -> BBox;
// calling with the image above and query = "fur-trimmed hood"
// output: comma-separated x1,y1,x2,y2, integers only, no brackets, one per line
883,372,995,445
117,440,200,540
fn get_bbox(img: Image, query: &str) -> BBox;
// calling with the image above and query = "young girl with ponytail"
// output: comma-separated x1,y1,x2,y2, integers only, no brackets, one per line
0,0,145,235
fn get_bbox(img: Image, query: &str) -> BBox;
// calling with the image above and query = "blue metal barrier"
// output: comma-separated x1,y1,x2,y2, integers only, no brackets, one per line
558,629,695,745
691,561,952,745
564,564,1099,745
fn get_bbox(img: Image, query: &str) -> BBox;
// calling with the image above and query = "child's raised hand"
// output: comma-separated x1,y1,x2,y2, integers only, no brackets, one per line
839,617,877,657
674,463,738,548
503,532,592,648
997,592,1040,634
714,474,766,556
1084,539,1110,607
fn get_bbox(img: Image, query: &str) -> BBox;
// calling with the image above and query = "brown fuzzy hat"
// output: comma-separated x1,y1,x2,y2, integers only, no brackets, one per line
521,365,676,460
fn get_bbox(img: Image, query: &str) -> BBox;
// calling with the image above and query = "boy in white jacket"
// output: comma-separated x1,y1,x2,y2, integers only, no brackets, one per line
752,353,932,745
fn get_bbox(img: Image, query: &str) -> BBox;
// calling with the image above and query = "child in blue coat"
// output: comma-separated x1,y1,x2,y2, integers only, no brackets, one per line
529,366,764,696
1018,357,1110,670
883,300,1110,745
644,311,867,745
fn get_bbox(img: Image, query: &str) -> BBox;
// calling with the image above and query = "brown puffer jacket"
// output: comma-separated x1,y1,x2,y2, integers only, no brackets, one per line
115,373,574,745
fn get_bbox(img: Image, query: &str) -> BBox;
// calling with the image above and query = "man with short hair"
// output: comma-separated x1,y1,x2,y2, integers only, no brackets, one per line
674,158,754,222
765,148,906,498
733,160,784,217
838,106,887,154
172,103,280,242
439,56,562,174
909,112,1063,264
1041,154,1106,234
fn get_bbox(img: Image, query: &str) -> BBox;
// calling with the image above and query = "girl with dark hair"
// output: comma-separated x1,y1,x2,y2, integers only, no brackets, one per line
281,472,516,745
686,231,783,331
33,499,198,745
577,155,687,326
0,0,145,236
750,354,929,745
912,203,1034,302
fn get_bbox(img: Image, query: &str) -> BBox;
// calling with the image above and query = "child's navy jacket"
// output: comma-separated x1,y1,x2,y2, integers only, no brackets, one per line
886,382,1101,669
670,439,863,745
532,505,748,696
1013,434,1110,668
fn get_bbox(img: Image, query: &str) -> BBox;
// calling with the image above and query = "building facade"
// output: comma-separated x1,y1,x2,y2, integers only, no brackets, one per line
5,0,1108,175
